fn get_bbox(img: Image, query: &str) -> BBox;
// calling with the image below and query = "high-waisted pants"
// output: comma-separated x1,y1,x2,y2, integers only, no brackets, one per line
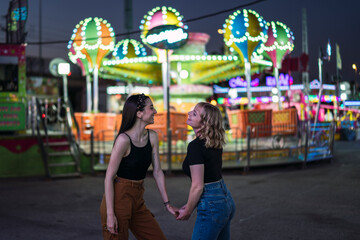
192,179,236,240
100,177,166,240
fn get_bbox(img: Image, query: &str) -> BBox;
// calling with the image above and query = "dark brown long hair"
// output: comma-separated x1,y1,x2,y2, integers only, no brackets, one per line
117,93,149,135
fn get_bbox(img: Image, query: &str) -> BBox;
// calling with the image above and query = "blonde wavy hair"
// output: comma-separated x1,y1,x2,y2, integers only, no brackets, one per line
196,102,226,149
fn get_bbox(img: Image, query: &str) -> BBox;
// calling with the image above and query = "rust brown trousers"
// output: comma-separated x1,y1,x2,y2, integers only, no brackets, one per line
100,178,167,240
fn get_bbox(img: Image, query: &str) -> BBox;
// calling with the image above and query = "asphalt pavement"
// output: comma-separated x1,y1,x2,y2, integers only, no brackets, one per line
0,141,359,240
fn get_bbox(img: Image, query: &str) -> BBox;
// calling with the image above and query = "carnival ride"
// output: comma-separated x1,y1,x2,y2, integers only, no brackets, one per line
1,5,351,178
64,7,337,172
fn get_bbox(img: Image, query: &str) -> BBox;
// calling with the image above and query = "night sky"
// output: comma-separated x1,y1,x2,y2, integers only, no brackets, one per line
0,0,359,84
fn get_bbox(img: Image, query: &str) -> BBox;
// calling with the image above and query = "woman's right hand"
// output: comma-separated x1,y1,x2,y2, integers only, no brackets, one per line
176,205,192,220
106,214,118,235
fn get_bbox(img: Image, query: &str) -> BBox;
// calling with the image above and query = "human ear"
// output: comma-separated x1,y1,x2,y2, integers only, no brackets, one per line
136,110,143,119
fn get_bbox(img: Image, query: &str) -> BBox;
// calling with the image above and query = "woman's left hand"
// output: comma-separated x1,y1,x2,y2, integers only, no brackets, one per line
176,205,192,220
166,204,179,218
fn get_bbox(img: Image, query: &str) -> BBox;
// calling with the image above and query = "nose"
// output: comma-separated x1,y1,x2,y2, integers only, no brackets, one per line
154,108,157,114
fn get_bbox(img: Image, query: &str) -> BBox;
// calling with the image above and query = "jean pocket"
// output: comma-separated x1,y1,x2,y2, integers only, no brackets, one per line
208,198,228,225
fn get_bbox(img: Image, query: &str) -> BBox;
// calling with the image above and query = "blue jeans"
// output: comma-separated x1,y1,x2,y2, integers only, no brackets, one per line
192,179,236,240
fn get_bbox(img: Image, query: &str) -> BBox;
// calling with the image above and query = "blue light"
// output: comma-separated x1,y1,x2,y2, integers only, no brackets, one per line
344,101,360,106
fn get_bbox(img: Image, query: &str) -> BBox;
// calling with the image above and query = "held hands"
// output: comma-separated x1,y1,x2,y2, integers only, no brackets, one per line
165,203,192,220
166,204,179,218
176,205,192,220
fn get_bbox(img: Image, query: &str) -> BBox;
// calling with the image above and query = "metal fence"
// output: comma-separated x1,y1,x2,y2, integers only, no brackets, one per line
87,121,335,173
9,98,336,174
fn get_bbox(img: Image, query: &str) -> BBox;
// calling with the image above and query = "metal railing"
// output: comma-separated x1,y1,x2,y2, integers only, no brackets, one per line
30,96,82,177
87,121,335,173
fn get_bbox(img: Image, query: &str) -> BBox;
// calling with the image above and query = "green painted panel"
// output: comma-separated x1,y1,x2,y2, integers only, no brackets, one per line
0,145,45,177
231,113,238,125
0,136,93,178
0,102,26,131
248,112,265,123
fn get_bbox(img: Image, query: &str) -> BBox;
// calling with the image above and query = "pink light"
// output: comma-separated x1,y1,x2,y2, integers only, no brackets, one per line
149,12,164,29
229,76,260,88
266,73,293,87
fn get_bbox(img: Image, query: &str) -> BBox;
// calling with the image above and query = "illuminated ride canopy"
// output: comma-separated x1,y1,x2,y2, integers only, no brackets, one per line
101,32,270,86
68,17,115,112
100,31,272,112
101,6,270,86
84,6,298,112
223,9,268,64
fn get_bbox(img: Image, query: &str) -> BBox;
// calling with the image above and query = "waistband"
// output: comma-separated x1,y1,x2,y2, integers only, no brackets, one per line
114,177,144,187
203,178,225,192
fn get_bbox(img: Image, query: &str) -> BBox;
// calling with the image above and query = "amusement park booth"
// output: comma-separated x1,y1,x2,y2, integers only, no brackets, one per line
0,44,27,132
0,44,93,178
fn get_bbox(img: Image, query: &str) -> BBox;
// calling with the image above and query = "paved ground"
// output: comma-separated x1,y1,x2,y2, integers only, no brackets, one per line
0,141,359,240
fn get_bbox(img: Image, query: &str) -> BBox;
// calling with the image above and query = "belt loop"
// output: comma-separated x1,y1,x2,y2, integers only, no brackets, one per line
221,179,226,194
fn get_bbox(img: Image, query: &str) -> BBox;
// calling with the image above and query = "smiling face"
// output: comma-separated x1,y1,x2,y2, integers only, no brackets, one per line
138,98,157,125
187,104,203,132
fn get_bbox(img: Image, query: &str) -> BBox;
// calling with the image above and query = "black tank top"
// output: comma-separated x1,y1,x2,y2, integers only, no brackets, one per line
116,130,152,180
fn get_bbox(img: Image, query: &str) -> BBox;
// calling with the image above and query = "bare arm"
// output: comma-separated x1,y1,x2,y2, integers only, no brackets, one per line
177,164,204,220
104,134,129,234
150,130,178,216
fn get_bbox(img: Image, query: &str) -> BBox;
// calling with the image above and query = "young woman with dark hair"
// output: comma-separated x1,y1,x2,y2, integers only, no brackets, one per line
100,93,178,239
177,102,236,240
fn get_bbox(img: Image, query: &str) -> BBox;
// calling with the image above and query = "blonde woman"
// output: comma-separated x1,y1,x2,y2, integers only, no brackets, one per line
177,102,236,240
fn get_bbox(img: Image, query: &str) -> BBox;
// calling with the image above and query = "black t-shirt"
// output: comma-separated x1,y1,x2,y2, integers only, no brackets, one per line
182,137,223,183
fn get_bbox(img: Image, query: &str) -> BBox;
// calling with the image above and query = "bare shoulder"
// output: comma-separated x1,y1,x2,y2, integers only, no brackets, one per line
148,129,159,142
114,133,130,148
148,129,158,138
